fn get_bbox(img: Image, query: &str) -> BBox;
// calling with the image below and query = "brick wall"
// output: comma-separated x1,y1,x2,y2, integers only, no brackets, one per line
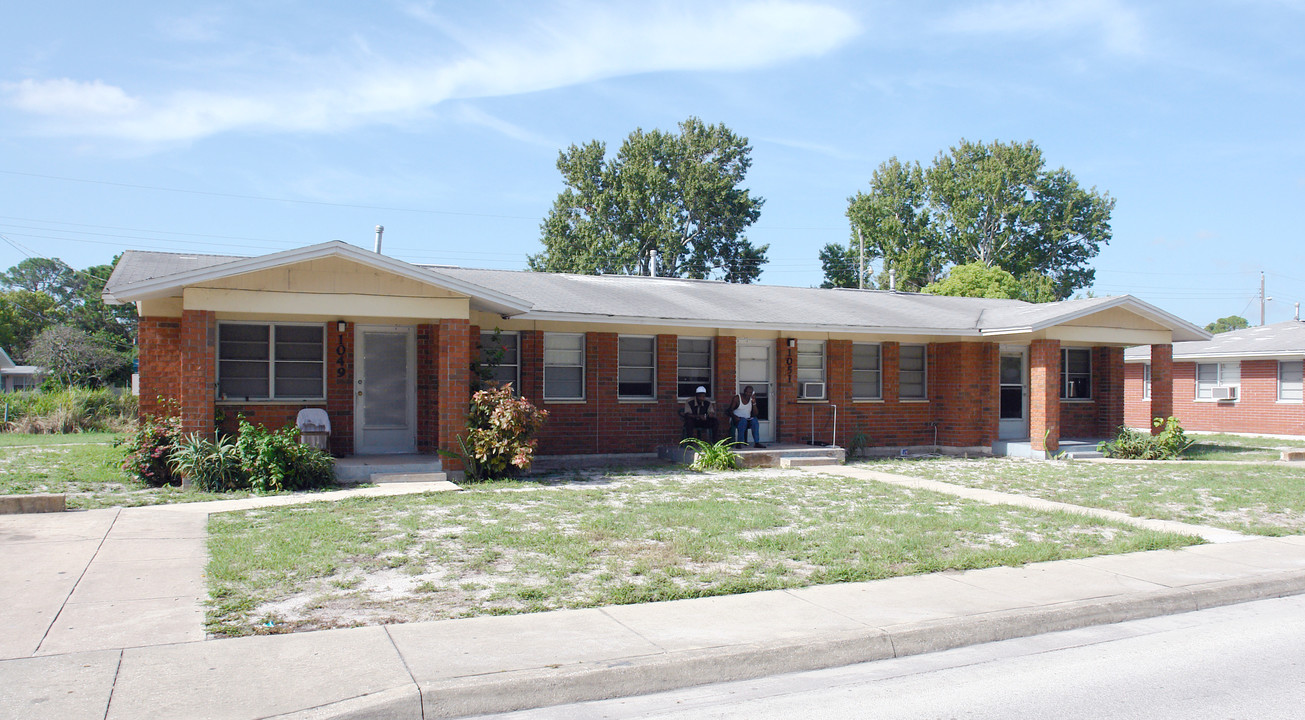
178,309,216,435
137,317,182,419
417,324,438,454
1158,359,1304,435
1030,339,1060,452
1060,346,1124,438
436,319,471,468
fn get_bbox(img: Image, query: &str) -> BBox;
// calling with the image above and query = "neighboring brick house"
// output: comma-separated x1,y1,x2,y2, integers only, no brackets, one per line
103,241,1207,465
1125,320,1305,437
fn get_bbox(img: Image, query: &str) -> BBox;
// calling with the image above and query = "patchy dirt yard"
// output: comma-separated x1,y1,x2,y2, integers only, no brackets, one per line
206,466,1197,637
860,456,1305,536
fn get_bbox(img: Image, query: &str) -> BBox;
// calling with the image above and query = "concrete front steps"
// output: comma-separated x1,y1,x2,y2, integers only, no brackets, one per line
333,455,448,484
993,438,1105,460
658,442,845,469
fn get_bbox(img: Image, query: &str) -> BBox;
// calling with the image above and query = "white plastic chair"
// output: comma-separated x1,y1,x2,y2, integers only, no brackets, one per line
296,408,331,450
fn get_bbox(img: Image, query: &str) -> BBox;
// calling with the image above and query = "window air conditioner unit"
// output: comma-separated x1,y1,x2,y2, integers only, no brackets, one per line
1212,385,1237,401
802,382,826,399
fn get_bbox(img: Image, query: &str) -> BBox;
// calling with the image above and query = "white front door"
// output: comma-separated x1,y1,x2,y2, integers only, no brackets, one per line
354,326,417,454
998,346,1030,440
735,340,775,443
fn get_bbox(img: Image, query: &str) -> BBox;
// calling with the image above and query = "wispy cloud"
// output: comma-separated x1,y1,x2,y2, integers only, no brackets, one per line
2,1,860,144
938,0,1146,57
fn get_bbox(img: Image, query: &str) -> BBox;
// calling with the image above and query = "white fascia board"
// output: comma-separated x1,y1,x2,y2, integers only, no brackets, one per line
107,241,532,315
511,311,983,337
987,296,1211,342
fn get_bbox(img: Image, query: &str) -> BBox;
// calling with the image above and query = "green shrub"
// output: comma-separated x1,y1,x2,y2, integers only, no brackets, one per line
681,436,744,471
447,385,548,481
119,406,184,486
2,387,136,433
1099,417,1193,460
169,433,246,492
233,419,334,493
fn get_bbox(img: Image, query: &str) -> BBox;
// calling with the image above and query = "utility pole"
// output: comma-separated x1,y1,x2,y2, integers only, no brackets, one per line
856,226,864,290
1260,272,1272,326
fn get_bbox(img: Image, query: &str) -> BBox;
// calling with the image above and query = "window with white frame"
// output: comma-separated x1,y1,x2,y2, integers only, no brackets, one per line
852,343,882,399
1195,361,1239,400
1143,363,1151,400
218,323,325,401
478,331,519,393
677,338,712,398
899,344,927,400
618,336,656,399
1278,360,1303,402
543,333,585,400
1061,348,1092,399
796,340,826,398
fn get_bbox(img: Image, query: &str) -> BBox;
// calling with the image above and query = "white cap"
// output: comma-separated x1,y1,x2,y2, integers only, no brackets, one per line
695,386,707,394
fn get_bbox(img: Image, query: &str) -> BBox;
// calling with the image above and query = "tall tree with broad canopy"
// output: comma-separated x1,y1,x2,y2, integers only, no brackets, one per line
922,262,1058,303
840,158,942,292
529,117,767,283
826,140,1114,300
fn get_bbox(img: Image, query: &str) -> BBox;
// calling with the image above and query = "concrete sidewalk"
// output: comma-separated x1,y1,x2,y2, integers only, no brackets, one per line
3,475,1305,720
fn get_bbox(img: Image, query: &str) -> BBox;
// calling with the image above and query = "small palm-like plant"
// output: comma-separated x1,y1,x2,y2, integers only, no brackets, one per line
169,433,246,492
680,436,744,471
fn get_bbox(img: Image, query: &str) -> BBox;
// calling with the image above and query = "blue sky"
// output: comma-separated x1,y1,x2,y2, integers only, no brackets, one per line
2,0,1302,326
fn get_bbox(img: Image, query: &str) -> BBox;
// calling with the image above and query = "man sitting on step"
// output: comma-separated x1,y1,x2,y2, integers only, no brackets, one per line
680,386,719,442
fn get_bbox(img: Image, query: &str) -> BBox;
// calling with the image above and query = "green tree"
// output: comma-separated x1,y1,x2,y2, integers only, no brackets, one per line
1,257,76,300
922,262,1057,302
0,290,60,361
25,325,131,388
927,139,1114,299
529,117,767,283
1205,315,1250,334
817,243,861,289
826,140,1114,299
843,158,941,292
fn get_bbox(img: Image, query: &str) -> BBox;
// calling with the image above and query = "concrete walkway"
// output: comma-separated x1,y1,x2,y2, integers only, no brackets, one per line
2,475,1304,719
0,482,458,660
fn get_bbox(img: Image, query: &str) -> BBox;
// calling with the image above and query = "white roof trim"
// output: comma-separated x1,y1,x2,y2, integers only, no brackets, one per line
981,296,1210,342
104,241,533,315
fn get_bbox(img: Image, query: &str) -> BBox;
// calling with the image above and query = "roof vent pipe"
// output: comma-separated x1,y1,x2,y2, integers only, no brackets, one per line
374,225,384,254
889,268,896,292
649,249,657,277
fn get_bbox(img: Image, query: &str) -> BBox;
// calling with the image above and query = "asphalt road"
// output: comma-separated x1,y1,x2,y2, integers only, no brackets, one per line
480,594,1305,720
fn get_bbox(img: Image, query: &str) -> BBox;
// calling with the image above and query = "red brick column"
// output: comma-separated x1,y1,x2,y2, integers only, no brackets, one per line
326,323,354,456
177,310,215,435
827,340,852,446
1149,343,1174,433
715,336,737,402
776,338,797,442
519,331,543,402
1030,338,1061,454
1096,346,1125,437
590,332,618,452
416,324,438,453
882,342,900,403
137,317,182,420
436,318,471,469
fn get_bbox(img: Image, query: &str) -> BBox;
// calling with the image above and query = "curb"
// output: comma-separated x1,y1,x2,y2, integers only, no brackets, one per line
373,569,1305,719
0,493,65,515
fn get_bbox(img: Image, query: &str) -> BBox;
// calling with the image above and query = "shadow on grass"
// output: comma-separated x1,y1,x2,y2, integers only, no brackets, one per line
1182,443,1280,462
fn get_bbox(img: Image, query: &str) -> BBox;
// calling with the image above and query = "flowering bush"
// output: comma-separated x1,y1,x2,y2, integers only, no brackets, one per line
454,385,548,480
118,401,184,486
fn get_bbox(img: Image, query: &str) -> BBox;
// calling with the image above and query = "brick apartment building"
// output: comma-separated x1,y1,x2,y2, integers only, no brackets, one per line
104,242,1207,466
1125,320,1305,437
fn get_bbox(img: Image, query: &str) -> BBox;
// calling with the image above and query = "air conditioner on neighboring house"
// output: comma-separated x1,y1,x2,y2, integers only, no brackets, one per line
802,382,826,399
1212,385,1238,401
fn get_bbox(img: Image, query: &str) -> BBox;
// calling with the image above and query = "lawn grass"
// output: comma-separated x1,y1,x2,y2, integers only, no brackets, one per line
1184,433,1300,462
205,467,1199,637
0,431,121,447
0,437,253,509
862,457,1305,536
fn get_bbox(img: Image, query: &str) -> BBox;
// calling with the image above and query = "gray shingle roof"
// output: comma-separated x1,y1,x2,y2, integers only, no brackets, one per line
432,266,1027,332
1125,320,1305,361
104,245,1206,339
